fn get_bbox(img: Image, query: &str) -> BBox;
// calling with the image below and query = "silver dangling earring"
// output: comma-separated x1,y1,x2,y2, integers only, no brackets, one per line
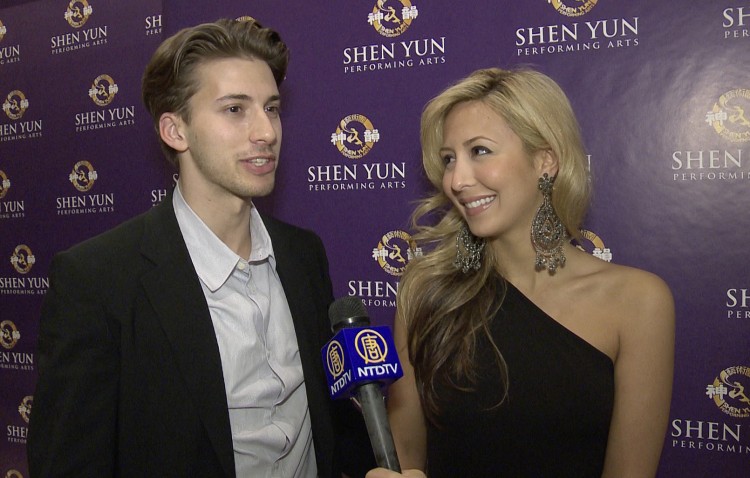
454,222,485,273
531,173,567,274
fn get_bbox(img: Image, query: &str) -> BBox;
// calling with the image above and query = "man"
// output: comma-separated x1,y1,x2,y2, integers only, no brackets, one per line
28,18,372,477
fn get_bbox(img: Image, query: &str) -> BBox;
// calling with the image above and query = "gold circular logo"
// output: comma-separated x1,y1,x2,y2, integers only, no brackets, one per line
326,340,346,378
2,90,28,120
69,160,97,192
332,114,379,159
575,229,612,262
10,244,35,275
355,329,388,364
89,74,118,107
708,366,750,418
370,0,417,38
0,19,7,42
548,0,598,17
0,170,10,199
5,470,24,478
65,0,92,29
706,89,750,143
372,230,417,276
18,395,32,424
0,320,21,350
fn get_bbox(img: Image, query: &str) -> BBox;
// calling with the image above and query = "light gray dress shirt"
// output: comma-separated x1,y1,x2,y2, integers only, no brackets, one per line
173,185,317,478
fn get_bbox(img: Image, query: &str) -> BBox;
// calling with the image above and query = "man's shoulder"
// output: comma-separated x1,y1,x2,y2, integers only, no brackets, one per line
60,203,173,261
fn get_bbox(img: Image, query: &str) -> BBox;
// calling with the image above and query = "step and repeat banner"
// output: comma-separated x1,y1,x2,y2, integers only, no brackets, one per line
1,0,748,476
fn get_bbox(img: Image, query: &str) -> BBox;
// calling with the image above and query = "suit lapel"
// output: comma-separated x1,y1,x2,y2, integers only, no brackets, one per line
139,198,235,478
264,216,337,477
263,218,323,370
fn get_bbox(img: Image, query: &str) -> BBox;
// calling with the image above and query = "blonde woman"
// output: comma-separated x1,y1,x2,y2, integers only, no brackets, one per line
368,68,674,478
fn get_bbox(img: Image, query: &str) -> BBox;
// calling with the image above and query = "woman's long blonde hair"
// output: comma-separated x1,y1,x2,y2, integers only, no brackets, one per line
400,68,590,423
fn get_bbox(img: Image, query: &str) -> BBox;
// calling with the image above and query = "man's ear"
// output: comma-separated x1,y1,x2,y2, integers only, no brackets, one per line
536,149,559,177
158,113,188,153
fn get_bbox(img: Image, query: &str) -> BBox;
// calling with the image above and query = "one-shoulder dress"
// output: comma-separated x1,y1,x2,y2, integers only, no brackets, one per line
426,281,615,477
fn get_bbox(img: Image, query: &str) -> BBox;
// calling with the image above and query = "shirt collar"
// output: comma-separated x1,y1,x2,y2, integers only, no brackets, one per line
172,184,275,292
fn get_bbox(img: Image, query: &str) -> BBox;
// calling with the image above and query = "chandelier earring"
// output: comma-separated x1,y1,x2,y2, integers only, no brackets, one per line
454,222,485,273
531,173,567,274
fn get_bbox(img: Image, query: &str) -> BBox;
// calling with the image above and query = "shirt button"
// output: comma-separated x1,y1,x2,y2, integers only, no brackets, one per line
237,261,246,270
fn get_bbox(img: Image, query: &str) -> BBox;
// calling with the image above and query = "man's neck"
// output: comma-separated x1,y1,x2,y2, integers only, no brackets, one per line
178,182,254,259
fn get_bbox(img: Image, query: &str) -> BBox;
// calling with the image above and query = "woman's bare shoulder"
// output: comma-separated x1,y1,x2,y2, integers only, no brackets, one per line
566,250,674,325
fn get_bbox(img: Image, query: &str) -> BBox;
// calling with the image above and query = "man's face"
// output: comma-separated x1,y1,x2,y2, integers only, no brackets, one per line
175,57,282,204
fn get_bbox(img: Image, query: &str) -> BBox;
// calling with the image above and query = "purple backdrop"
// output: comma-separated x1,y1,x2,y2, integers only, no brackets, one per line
2,1,749,476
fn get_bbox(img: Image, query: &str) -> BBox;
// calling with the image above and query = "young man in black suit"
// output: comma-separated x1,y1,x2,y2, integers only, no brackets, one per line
28,18,372,478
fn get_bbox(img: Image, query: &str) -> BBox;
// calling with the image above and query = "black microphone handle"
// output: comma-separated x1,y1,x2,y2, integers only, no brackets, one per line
355,382,402,472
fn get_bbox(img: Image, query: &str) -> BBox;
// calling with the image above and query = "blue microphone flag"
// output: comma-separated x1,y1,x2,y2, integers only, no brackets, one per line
322,325,403,400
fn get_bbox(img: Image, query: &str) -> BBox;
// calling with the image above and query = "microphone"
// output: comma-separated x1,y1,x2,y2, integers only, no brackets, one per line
322,296,403,472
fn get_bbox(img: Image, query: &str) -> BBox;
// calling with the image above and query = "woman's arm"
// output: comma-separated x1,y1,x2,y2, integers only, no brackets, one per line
387,313,428,471
602,271,675,478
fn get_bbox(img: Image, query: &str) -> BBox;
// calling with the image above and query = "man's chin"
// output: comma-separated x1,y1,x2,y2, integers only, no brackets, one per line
243,181,275,200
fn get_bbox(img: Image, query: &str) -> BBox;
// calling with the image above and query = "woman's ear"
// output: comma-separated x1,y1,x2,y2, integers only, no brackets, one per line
536,149,559,177
158,113,188,153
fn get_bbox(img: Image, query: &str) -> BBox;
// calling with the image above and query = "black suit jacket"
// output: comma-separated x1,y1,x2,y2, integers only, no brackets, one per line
28,195,373,477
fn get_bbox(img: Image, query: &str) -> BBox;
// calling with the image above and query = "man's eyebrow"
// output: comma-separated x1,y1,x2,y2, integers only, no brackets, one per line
215,94,281,103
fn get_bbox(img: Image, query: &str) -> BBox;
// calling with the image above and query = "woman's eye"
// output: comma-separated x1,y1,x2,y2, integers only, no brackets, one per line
472,145,490,156
441,154,455,165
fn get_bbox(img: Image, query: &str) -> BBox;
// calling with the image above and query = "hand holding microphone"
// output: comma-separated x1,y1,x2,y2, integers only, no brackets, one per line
322,296,403,472
366,468,426,478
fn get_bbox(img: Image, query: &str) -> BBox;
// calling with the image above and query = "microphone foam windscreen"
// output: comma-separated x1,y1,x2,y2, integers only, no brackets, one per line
328,296,370,330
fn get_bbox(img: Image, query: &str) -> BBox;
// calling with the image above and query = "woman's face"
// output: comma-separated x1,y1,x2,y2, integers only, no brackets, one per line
440,100,553,242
